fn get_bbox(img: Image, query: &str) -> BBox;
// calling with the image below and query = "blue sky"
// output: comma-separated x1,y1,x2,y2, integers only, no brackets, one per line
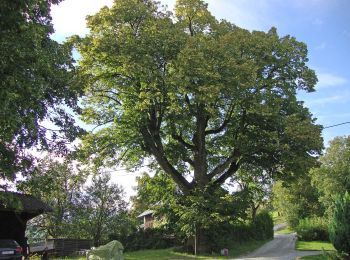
51,0,350,146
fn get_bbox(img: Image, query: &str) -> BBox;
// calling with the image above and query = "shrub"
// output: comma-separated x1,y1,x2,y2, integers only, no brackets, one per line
253,211,274,240
329,191,350,256
121,228,177,251
296,217,329,241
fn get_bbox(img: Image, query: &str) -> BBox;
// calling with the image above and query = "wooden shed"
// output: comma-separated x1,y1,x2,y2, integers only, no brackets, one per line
137,210,155,229
0,191,52,250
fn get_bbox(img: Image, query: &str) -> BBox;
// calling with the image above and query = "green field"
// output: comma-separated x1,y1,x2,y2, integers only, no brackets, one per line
296,241,335,251
124,240,269,260
31,239,269,260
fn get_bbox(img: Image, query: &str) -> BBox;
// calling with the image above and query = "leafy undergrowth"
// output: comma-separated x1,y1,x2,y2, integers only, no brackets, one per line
296,240,335,251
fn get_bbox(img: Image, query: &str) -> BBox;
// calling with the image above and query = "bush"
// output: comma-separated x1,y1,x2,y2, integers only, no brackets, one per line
253,211,274,240
121,228,177,251
296,217,329,241
329,192,350,256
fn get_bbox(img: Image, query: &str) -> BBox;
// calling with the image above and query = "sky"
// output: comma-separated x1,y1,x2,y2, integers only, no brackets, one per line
50,0,350,198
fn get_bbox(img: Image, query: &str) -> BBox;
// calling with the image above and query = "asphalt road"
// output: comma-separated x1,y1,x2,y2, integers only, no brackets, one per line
233,233,322,260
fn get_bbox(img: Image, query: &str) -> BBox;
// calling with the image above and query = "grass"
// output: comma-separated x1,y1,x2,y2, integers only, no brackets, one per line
296,240,335,251
30,239,269,260
275,226,294,235
298,255,328,260
124,240,269,259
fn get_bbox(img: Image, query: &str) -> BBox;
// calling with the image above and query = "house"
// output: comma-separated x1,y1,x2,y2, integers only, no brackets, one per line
0,191,52,251
137,210,154,229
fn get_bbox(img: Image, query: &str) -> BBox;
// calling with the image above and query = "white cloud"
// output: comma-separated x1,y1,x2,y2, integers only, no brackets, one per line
51,0,113,37
316,72,347,89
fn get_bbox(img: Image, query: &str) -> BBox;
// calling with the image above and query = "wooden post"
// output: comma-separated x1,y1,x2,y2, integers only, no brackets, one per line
194,227,197,256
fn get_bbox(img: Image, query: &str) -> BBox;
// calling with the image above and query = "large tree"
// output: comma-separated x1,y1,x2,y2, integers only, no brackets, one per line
0,0,82,181
73,0,323,252
75,0,322,194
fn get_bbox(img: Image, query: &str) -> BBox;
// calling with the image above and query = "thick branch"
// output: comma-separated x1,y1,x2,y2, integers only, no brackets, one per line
205,104,235,135
212,160,240,187
208,148,240,180
140,127,192,193
172,132,195,151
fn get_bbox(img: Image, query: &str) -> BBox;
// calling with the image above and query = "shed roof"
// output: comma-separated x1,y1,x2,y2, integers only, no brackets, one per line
0,191,52,215
137,209,154,218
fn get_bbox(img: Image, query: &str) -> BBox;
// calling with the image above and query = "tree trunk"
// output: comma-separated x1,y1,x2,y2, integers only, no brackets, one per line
196,228,211,255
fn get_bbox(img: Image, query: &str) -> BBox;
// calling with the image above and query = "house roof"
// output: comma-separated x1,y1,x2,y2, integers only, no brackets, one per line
0,191,52,215
137,209,154,218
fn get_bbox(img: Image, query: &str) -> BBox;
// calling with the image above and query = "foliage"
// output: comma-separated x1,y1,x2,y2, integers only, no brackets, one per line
73,0,322,192
232,165,272,221
18,156,87,239
311,136,350,218
296,218,329,241
0,0,82,180
122,228,177,252
18,158,131,245
253,211,274,240
329,191,350,256
73,173,129,246
131,172,251,251
272,178,323,228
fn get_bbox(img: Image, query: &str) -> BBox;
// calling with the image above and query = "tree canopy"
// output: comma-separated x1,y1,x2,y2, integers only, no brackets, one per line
0,0,82,181
74,0,323,195
311,135,350,217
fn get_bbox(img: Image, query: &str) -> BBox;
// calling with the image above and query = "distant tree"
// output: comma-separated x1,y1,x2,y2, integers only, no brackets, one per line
329,192,350,257
232,165,272,222
272,177,323,228
311,136,350,217
0,0,82,181
74,173,128,246
73,0,323,252
18,156,86,238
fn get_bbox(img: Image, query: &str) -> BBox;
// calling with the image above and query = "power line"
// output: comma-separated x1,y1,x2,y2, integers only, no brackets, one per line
324,121,350,129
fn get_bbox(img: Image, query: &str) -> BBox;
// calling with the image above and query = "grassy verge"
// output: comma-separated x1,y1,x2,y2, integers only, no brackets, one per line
296,241,336,259
296,241,335,251
275,226,294,235
125,239,270,259
298,255,328,260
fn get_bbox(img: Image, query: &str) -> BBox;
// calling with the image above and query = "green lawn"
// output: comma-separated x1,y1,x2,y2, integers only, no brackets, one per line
296,241,336,259
124,240,269,259
298,255,327,260
275,226,294,235
29,239,269,260
296,241,335,251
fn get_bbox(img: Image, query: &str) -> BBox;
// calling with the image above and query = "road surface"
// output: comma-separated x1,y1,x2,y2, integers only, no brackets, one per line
234,232,322,260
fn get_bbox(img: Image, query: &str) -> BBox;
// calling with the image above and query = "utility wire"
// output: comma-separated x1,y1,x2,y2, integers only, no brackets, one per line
324,121,350,129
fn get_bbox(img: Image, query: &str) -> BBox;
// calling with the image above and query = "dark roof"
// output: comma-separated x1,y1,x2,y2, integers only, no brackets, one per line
0,191,52,215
